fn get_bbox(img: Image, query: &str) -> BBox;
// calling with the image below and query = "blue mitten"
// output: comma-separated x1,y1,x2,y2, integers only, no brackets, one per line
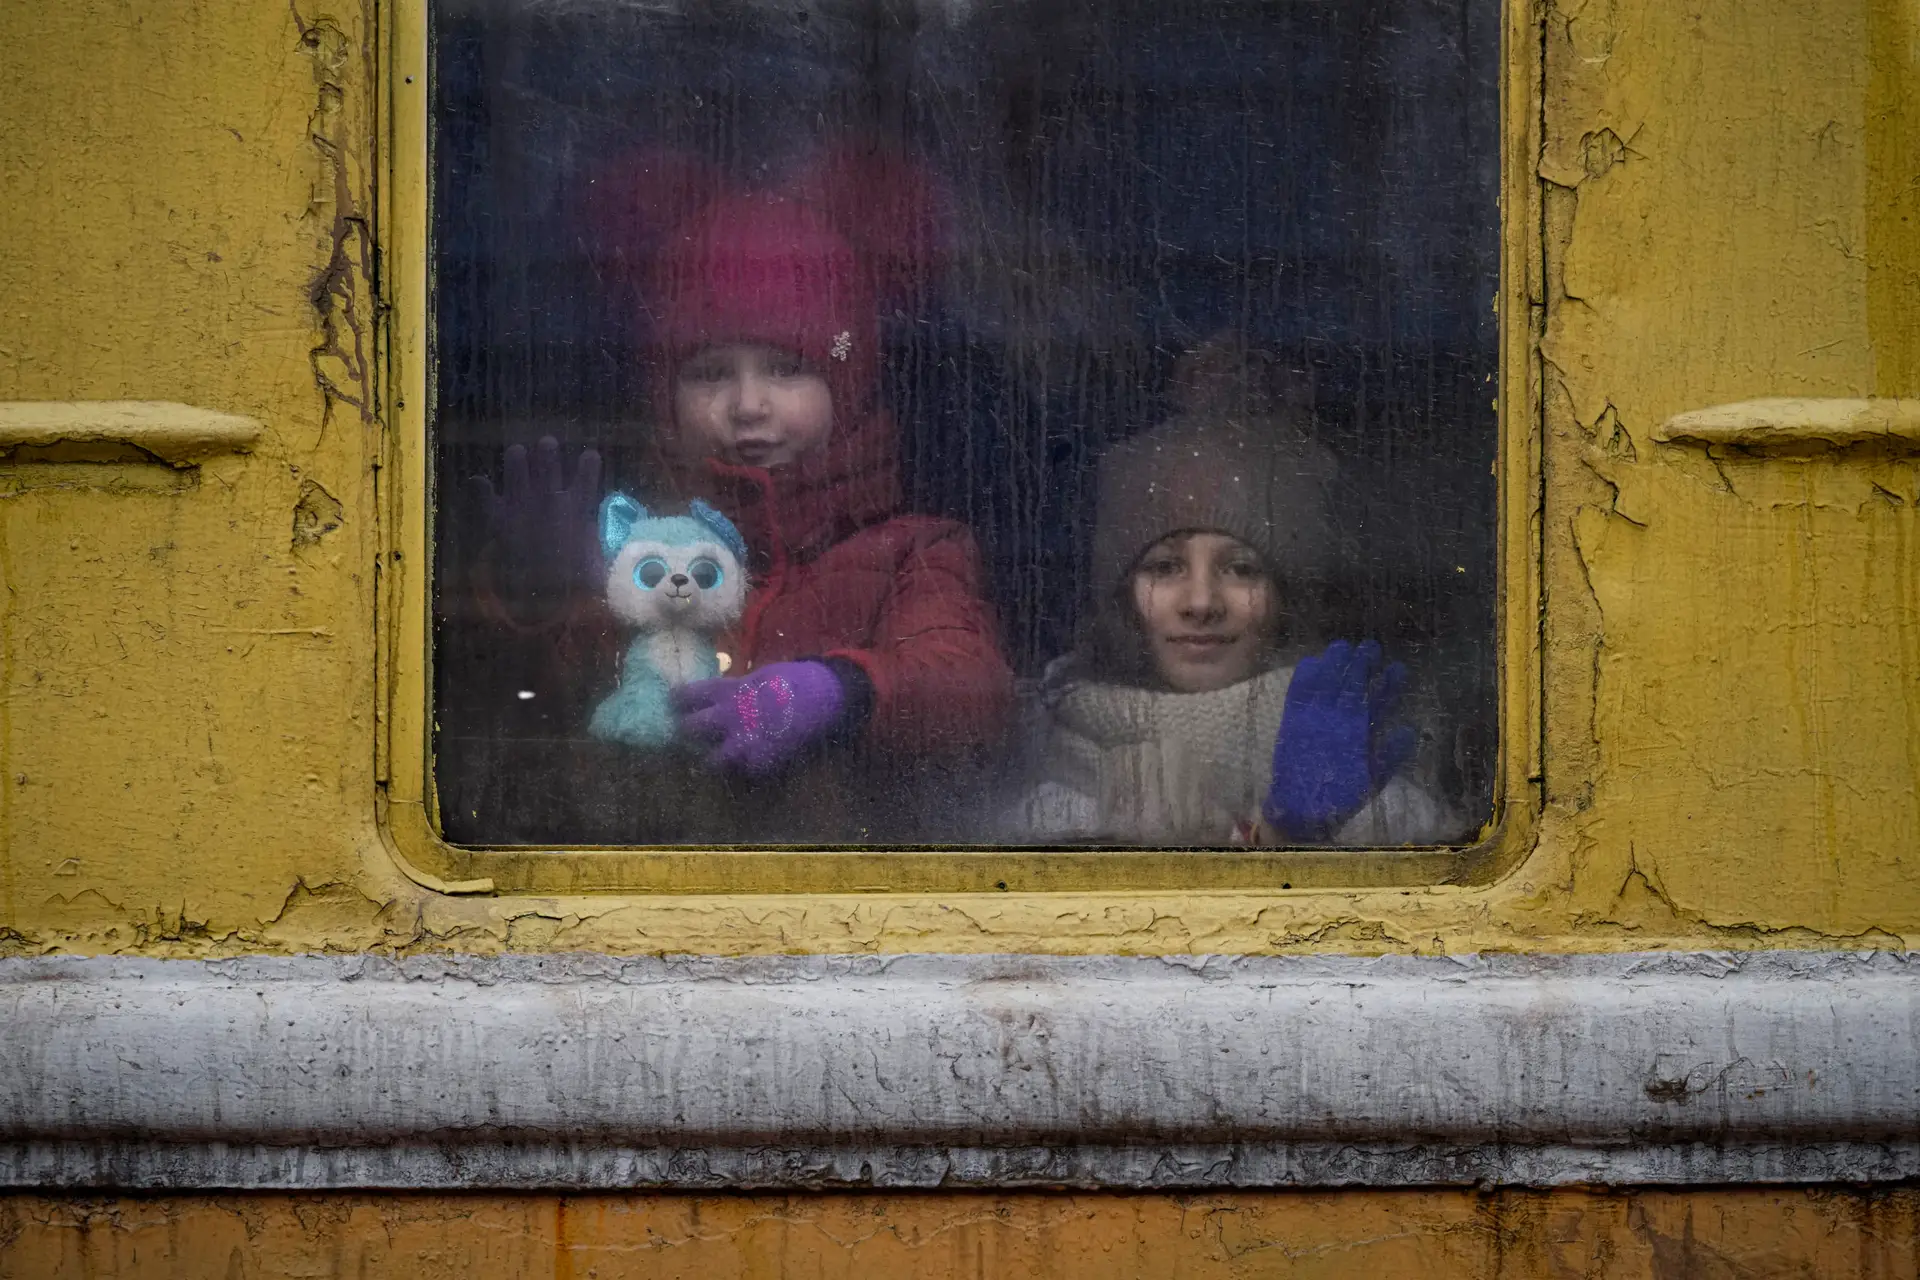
1263,640,1418,840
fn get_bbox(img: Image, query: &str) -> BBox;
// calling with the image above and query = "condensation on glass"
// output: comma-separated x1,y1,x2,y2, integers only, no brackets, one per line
431,0,1501,849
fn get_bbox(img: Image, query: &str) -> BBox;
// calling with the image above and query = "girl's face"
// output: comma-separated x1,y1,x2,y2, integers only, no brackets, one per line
1129,531,1279,693
673,343,833,470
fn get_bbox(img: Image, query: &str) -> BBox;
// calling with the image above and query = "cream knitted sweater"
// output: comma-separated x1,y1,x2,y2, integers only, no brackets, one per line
1011,662,1463,846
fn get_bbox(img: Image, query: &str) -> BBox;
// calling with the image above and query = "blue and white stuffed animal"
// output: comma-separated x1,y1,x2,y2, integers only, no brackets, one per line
587,493,748,747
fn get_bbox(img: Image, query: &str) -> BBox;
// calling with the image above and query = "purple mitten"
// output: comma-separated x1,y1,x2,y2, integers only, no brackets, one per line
673,661,848,776
1263,640,1418,841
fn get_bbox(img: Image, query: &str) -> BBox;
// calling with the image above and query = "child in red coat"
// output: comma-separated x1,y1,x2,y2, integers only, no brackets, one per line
452,166,1012,840
647,187,1012,772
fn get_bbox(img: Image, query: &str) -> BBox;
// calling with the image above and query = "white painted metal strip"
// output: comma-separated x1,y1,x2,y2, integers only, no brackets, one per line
2,951,1915,1189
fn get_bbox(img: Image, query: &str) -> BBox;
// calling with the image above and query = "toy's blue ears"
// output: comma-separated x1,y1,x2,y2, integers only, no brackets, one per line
689,498,749,566
599,492,647,561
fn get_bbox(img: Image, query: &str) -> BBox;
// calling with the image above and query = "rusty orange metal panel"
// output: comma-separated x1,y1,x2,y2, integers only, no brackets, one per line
3,1190,1919,1279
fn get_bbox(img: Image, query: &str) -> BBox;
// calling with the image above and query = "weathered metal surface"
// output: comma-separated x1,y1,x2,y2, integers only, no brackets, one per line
0,0,1914,965
4,950,1915,1189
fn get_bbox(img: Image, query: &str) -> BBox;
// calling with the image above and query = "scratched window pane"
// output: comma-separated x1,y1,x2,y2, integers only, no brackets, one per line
431,0,1500,848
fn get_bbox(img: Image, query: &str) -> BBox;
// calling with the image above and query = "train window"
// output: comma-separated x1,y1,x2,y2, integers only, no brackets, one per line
429,0,1502,852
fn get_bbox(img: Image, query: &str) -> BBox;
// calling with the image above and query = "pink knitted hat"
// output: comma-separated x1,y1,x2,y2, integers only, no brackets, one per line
650,190,880,416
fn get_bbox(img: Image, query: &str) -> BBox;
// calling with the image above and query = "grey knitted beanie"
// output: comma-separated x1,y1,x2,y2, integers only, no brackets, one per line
1079,412,1341,684
1089,414,1338,598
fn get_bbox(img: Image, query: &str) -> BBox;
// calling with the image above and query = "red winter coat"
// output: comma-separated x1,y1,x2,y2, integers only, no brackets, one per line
661,404,1012,754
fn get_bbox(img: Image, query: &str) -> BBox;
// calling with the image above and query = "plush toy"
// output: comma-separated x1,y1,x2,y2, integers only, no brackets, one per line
587,493,748,747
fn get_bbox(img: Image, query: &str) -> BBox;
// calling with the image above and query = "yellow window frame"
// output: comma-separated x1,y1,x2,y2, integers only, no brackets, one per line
373,0,1544,896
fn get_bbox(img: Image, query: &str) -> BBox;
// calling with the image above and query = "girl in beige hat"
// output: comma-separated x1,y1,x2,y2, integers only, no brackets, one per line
1009,402,1462,847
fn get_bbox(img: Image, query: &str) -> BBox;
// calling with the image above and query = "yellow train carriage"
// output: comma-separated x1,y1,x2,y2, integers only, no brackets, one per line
3,0,1919,1274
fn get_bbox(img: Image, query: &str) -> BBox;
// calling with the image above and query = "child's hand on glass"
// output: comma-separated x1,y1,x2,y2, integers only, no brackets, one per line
1263,640,1418,841
465,436,602,625
673,661,849,775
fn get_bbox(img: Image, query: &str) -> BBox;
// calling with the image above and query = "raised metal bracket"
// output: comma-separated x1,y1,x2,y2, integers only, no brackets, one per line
1655,397,1920,454
0,401,264,468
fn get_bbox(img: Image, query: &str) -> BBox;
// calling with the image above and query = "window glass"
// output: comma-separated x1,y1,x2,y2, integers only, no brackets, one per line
432,0,1500,848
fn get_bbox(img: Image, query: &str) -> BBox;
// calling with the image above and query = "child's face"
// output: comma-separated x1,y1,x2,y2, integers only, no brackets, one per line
673,343,833,470
1129,531,1278,693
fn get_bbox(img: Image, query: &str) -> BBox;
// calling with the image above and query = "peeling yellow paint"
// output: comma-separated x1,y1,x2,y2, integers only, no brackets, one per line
0,2,1915,961
1867,0,1920,397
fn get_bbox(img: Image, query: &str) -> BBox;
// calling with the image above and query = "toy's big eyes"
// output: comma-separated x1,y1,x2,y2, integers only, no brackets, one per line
689,558,723,591
634,557,669,590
